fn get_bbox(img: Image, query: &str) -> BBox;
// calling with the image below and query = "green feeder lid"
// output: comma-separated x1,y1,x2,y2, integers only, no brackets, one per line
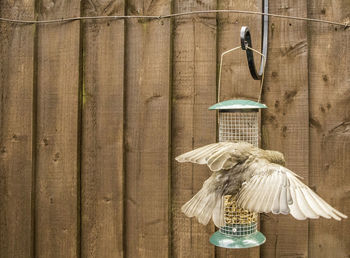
209,99,267,110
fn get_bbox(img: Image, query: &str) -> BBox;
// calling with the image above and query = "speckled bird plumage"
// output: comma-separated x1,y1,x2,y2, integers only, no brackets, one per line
176,141,347,227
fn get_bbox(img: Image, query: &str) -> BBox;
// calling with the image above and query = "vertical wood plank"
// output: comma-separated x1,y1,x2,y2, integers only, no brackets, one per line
81,1,125,257
216,0,261,257
35,1,81,257
308,1,350,257
124,1,171,257
217,0,262,102
260,1,309,257
171,1,217,257
0,1,35,257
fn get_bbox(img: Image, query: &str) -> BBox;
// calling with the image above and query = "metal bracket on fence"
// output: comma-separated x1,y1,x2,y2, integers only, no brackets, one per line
240,0,268,80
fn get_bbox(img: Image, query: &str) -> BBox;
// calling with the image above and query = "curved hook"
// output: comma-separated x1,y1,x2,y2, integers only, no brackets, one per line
240,0,268,80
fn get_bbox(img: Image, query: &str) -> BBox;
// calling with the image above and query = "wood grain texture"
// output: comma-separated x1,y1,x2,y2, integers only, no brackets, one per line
124,0,171,257
171,0,217,257
308,1,350,257
0,1,35,257
217,0,262,102
260,1,309,257
216,0,261,257
35,1,81,257
81,0,125,257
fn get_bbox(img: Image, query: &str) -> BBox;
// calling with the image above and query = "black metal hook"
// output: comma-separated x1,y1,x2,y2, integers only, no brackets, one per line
240,0,268,80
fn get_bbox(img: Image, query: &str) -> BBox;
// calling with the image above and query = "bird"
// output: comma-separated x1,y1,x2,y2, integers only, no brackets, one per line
175,141,347,227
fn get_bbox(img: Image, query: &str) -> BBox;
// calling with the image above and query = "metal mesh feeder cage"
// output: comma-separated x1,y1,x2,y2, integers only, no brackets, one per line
208,99,267,249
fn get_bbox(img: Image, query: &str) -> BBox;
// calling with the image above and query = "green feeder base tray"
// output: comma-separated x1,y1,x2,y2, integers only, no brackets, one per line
210,231,266,249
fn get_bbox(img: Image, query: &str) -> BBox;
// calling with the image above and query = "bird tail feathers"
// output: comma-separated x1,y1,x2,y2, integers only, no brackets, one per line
181,185,224,227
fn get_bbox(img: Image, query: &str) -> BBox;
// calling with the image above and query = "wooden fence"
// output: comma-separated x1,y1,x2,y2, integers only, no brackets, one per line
0,0,349,257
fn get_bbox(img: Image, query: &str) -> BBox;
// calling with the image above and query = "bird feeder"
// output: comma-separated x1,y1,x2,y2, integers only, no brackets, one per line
208,99,267,248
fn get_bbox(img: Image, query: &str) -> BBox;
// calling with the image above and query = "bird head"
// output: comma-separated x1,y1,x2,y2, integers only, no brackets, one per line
263,150,286,166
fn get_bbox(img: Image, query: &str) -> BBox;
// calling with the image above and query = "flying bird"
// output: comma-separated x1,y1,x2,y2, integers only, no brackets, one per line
176,141,347,227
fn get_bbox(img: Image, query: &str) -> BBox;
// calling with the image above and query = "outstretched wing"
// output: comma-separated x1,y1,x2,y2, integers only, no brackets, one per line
175,142,255,172
236,163,347,220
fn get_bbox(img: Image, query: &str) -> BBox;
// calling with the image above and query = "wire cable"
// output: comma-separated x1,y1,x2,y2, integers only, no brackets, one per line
0,9,348,27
